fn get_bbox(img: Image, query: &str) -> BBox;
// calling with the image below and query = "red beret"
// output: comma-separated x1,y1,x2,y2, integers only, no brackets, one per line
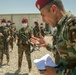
7,20,11,23
1,19,6,23
22,18,28,23
36,0,53,10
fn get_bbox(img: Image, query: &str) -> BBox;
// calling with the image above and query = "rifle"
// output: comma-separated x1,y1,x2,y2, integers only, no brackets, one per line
19,32,39,53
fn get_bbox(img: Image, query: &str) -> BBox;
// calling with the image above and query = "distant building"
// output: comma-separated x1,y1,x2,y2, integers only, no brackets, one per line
0,13,54,34
0,13,42,30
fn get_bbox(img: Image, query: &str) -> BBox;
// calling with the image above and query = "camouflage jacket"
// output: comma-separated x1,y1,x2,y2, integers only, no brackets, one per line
33,25,40,37
0,26,4,43
55,13,76,68
0,26,8,43
47,12,76,69
0,26,9,50
17,27,31,45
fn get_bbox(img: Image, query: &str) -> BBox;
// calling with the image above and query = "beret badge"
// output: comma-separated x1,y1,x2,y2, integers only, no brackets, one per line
37,4,40,10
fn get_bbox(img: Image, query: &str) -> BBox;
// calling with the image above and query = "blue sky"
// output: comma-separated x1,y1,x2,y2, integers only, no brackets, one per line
0,0,76,14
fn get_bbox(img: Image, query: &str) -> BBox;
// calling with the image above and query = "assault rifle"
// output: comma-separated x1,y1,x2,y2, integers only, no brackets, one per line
21,33,34,47
19,32,39,53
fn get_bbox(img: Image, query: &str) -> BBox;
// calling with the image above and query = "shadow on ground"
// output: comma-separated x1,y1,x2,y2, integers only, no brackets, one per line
0,63,10,68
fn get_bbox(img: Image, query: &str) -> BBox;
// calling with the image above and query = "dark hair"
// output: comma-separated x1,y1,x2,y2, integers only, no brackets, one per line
34,21,39,25
45,0,64,11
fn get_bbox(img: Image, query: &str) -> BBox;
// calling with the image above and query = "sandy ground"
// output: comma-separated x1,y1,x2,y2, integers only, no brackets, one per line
0,35,54,75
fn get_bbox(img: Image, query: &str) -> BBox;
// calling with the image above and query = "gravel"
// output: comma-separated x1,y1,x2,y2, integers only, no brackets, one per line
0,35,54,75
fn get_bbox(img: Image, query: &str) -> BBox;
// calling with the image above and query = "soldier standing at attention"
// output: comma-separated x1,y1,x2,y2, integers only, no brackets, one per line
33,21,40,38
11,25,17,42
30,0,76,75
17,18,32,72
7,20,14,51
40,23,45,37
0,19,10,65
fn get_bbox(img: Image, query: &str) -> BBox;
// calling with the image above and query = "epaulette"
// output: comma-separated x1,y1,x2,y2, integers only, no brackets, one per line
66,15,76,27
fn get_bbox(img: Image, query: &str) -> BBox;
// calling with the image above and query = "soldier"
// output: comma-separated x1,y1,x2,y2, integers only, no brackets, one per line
0,19,10,65
7,20,11,27
40,23,45,37
7,20,15,50
33,21,40,38
31,0,76,75
11,25,17,42
17,18,32,72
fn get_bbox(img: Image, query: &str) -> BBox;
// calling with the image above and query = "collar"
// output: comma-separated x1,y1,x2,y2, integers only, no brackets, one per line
56,11,73,36
58,11,72,26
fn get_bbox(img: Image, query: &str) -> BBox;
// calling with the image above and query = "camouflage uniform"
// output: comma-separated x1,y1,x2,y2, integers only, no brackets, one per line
7,26,14,50
11,26,17,42
0,26,4,64
17,27,32,71
40,27,45,37
46,12,76,75
4,26,10,63
33,25,40,37
0,26,9,64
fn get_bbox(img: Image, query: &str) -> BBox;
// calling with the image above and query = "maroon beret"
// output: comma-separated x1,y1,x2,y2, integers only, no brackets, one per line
22,18,28,23
1,19,6,23
7,20,11,23
36,0,53,10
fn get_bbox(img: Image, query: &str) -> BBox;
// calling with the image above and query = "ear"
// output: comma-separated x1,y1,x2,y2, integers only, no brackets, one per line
50,5,57,14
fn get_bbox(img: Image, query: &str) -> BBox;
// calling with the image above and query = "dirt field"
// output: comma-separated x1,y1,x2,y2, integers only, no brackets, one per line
0,36,54,75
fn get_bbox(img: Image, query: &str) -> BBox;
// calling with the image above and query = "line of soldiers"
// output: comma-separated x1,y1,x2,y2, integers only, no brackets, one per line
0,18,46,74
0,19,16,65
33,21,45,38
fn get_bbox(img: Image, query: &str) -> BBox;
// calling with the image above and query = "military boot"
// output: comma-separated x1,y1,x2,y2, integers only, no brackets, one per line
15,67,21,74
7,59,9,65
29,68,31,72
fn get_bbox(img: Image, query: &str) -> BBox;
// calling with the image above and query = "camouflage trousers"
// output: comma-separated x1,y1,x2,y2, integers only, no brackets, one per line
18,44,32,70
9,37,13,50
0,44,9,64
0,45,4,63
